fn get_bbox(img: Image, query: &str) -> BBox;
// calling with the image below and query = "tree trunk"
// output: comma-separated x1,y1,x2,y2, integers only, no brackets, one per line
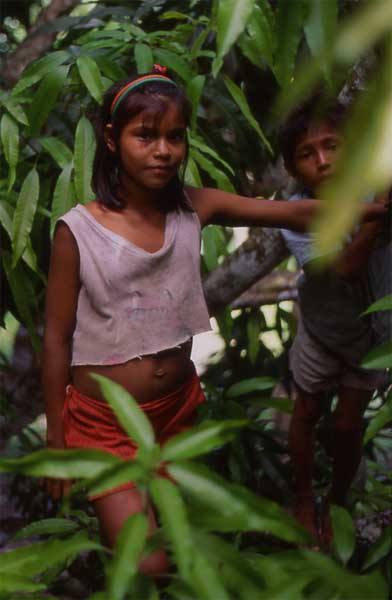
2,0,81,86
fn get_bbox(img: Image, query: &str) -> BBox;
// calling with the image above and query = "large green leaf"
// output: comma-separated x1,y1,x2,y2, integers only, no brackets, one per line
184,155,202,187
77,56,104,104
202,225,224,271
0,448,121,479
86,460,147,498
361,340,392,370
189,553,230,600
11,50,70,96
12,168,39,268
150,478,193,580
189,133,234,175
364,395,392,444
212,0,255,77
331,505,356,565
363,294,392,315
168,462,309,544
226,376,277,397
0,96,29,125
134,43,153,73
12,518,80,541
223,76,273,154
74,115,96,204
161,419,247,461
41,136,73,169
0,531,102,578
274,0,308,88
304,0,338,57
243,3,276,68
313,39,392,256
108,513,149,600
50,163,76,237
192,148,235,192
186,75,205,131
0,574,46,594
1,113,19,190
2,253,41,352
95,56,128,82
153,49,192,81
92,375,156,452
27,66,69,137
362,525,392,571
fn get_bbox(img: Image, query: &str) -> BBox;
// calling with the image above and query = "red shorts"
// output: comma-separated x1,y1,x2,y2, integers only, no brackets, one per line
62,365,205,499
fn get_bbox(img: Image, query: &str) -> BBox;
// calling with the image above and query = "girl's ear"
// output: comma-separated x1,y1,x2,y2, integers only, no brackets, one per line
104,124,116,153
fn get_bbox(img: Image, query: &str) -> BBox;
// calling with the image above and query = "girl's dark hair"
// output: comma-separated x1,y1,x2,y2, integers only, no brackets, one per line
278,95,347,174
92,68,192,211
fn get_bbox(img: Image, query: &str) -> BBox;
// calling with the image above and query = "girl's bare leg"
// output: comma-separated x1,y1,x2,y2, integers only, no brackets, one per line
289,386,326,538
92,487,169,576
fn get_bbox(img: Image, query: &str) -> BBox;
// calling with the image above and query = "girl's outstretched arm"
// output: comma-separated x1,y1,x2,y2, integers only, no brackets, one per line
42,223,80,500
186,187,387,231
186,186,319,231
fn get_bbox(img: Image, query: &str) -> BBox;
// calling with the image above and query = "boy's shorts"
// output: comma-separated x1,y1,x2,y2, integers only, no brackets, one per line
290,319,385,394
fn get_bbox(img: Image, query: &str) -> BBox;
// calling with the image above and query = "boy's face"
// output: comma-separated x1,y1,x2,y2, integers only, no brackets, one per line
291,121,343,193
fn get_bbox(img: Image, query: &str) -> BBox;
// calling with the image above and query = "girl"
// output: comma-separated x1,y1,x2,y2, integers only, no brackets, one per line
42,67,383,574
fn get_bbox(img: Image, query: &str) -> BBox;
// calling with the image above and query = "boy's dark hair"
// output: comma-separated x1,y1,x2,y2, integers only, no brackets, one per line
279,95,347,174
92,69,192,211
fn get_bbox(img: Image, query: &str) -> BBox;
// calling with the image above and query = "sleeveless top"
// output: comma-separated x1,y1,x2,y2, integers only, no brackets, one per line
59,204,211,366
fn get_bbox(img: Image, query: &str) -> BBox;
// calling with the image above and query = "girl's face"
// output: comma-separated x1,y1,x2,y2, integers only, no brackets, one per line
106,101,187,192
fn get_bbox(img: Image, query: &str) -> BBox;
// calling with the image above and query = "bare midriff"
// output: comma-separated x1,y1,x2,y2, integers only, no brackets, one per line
71,339,193,403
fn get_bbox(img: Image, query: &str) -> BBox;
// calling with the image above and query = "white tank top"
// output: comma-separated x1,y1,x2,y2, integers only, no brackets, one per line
59,204,211,365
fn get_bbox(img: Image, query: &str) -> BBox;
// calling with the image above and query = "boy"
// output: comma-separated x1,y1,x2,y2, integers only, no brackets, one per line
279,97,388,546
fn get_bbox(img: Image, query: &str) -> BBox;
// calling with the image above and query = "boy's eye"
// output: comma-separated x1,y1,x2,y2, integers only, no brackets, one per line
137,129,154,140
169,130,186,142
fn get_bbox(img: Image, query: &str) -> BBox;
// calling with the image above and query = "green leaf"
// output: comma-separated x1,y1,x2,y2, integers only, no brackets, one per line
12,168,39,268
189,553,230,600
245,3,276,68
108,513,149,600
186,75,205,131
313,37,392,257
189,133,234,175
50,163,76,238
11,50,70,96
27,66,69,137
331,505,356,565
223,76,273,154
92,375,156,451
184,155,202,187
1,113,19,190
41,136,73,169
134,43,153,73
95,57,127,82
361,340,392,370
0,96,29,125
12,518,80,541
304,0,337,57
0,531,102,578
202,225,222,271
192,148,235,192
0,573,46,594
274,0,308,88
153,49,192,82
364,395,392,444
86,460,147,498
77,56,104,104
247,313,260,365
168,462,309,544
74,115,95,204
2,253,41,352
150,478,192,580
212,0,255,77
161,419,247,462
362,525,392,571
0,447,121,479
363,294,392,315
226,377,277,397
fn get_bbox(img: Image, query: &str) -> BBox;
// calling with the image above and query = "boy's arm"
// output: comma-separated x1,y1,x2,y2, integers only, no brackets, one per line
332,192,390,279
42,223,80,499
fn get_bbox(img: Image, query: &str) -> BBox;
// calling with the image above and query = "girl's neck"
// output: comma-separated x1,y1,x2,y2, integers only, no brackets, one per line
117,173,165,215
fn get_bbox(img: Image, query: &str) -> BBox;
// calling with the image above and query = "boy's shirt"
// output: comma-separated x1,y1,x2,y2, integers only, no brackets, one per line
281,192,375,362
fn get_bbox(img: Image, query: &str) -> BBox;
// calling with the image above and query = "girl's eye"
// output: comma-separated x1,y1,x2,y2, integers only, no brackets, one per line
137,130,153,140
169,131,186,142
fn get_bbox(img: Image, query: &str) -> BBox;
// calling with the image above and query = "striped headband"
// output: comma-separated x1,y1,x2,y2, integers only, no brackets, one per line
110,74,177,117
